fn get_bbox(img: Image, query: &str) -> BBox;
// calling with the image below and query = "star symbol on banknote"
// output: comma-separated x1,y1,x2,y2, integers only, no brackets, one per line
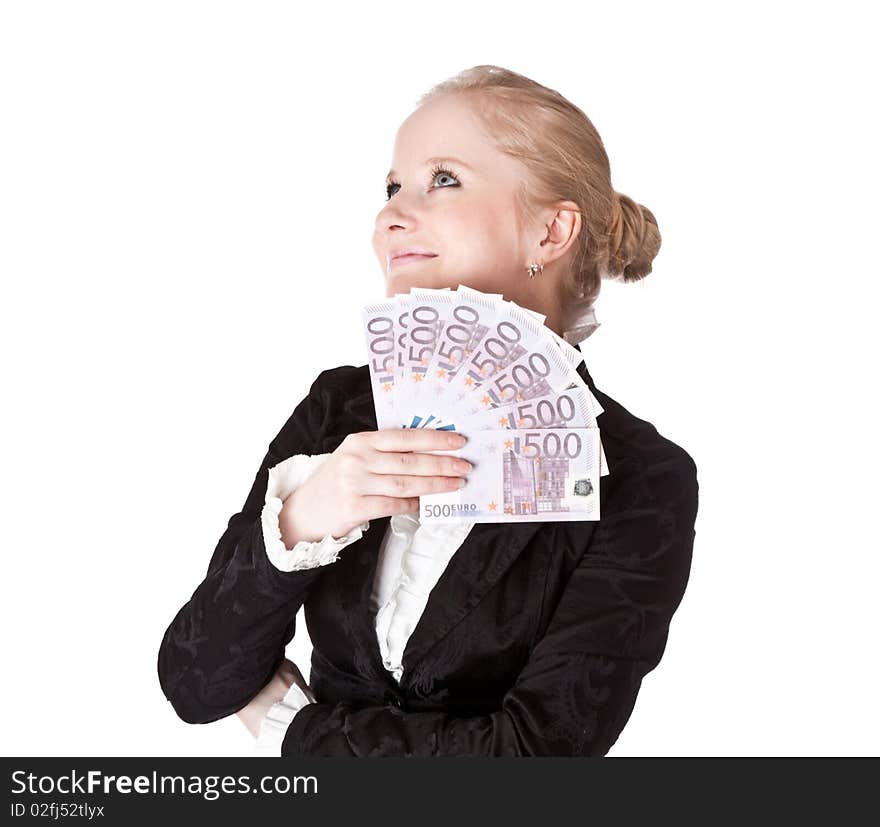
517,417,527,427
534,456,542,464
383,384,393,393
464,348,472,356
515,392,524,401
523,502,531,512
464,377,474,387
504,506,514,515
498,415,509,427
504,438,514,449
436,368,446,378
488,501,497,511
486,442,498,454
413,373,423,382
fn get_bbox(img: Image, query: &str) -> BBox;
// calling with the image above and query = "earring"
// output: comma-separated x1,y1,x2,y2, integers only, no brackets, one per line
526,262,544,279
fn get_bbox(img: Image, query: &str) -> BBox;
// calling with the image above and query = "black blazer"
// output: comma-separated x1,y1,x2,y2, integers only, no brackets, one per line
157,347,699,757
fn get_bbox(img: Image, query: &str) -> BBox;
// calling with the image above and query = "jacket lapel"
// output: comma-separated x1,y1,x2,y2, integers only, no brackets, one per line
397,519,545,683
332,347,595,689
334,512,545,690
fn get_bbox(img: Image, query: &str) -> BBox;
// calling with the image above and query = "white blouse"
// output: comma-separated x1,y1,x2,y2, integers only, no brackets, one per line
253,453,476,755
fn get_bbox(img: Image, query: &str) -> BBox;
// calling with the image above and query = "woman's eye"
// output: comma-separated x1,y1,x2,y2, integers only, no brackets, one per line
385,166,460,201
432,169,459,187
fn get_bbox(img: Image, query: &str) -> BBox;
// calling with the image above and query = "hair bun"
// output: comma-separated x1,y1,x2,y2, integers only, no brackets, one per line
606,192,662,283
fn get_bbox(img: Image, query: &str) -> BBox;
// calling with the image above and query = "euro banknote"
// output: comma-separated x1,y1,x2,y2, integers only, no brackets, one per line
419,427,601,523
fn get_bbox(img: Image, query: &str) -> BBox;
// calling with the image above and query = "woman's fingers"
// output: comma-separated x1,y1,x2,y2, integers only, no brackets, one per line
360,428,467,453
310,429,472,526
352,428,472,494
369,472,467,498
359,495,421,519
368,446,473,479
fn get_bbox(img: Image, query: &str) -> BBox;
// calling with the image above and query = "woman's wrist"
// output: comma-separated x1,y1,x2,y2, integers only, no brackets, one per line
238,664,297,739
278,489,313,547
238,698,273,739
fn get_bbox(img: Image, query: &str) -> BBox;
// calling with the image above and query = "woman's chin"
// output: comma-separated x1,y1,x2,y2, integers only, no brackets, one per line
385,270,451,295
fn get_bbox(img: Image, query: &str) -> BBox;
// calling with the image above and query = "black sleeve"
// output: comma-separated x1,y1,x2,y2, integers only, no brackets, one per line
281,450,699,757
157,370,334,725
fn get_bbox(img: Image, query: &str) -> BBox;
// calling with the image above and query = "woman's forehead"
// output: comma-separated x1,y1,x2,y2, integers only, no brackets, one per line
391,97,494,165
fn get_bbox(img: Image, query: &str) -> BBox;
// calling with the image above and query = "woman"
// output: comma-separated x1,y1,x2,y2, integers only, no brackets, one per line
157,65,699,757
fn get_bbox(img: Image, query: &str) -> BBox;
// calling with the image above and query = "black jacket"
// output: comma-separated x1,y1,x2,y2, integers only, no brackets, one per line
157,348,699,756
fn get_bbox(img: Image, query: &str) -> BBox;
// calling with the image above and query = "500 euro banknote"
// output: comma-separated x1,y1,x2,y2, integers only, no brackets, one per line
419,427,601,524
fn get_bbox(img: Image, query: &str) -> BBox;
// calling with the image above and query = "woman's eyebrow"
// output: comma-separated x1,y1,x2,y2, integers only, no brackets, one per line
385,156,474,182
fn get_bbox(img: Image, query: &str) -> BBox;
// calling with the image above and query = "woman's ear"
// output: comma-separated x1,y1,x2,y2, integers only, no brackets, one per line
536,201,582,265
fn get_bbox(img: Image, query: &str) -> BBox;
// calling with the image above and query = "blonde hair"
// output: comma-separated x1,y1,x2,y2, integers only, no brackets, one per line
416,65,661,323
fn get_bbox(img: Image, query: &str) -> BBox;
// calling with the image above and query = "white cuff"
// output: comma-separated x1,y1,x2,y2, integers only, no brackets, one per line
260,453,371,572
253,681,316,756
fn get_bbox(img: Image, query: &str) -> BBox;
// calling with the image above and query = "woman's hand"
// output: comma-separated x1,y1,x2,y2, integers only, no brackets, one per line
280,429,471,546
236,658,309,739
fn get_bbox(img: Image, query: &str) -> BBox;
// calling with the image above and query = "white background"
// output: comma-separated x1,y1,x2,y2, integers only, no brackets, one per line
1,1,876,757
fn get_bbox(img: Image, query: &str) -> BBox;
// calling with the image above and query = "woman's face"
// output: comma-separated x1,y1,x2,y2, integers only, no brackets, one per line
372,94,548,305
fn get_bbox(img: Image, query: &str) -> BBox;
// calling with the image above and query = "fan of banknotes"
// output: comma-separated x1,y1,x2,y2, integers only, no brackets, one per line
360,285,608,524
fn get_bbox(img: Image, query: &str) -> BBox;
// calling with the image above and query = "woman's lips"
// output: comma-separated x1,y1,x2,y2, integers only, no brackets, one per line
391,254,437,265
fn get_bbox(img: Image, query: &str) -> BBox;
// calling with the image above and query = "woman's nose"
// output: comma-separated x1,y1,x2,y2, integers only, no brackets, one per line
375,202,408,234
375,186,427,233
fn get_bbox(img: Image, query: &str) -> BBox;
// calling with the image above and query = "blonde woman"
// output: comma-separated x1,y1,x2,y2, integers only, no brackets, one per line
158,65,698,757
